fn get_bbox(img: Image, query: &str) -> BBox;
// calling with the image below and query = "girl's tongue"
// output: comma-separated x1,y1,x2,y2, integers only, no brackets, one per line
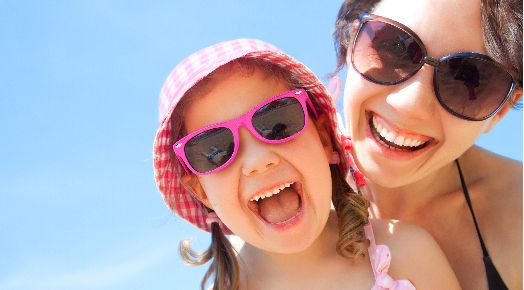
258,187,300,224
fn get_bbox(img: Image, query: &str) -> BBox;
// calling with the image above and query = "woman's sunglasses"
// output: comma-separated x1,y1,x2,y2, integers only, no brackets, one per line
351,13,518,121
173,89,318,175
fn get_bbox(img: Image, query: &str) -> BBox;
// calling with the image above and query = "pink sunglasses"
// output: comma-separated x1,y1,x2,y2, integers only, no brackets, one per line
173,88,318,175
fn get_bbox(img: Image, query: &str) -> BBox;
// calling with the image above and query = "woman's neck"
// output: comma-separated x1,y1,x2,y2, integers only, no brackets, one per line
362,159,462,220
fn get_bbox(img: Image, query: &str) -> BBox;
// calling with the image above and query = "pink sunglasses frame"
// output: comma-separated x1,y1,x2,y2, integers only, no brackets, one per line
173,88,318,175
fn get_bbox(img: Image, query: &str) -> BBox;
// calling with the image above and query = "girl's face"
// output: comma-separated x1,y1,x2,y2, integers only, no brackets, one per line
183,69,334,253
343,0,510,187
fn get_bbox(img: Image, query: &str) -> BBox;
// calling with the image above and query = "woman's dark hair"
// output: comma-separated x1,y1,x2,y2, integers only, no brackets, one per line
481,0,523,106
331,0,382,78
169,57,370,290
332,0,522,106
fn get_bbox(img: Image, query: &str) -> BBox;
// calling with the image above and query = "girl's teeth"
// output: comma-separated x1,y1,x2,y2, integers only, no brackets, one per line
403,138,412,146
250,182,294,202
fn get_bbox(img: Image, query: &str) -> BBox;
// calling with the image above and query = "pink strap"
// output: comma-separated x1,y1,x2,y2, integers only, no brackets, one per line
365,224,416,290
364,224,380,278
328,77,347,135
327,76,342,104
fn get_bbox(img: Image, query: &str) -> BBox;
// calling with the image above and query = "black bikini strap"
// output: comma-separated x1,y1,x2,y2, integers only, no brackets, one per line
455,159,489,257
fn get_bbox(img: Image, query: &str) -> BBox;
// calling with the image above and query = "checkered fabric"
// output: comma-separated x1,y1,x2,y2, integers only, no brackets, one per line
153,39,350,234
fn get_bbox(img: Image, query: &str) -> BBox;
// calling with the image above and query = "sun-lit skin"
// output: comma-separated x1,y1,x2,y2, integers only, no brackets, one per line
178,63,462,290
344,0,501,189
183,70,334,254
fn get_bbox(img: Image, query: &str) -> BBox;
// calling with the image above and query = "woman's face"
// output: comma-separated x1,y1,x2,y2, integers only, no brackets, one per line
184,69,334,253
343,0,508,187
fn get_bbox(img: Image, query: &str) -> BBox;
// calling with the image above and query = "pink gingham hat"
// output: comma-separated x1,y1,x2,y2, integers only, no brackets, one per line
153,39,350,234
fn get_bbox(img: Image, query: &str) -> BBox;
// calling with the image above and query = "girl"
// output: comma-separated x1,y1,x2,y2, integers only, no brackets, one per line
153,39,460,289
332,0,522,289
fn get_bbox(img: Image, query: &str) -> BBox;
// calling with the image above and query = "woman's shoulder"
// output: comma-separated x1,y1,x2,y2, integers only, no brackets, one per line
369,219,461,289
462,146,523,288
369,219,444,271
369,219,436,254
464,145,522,180
462,146,522,219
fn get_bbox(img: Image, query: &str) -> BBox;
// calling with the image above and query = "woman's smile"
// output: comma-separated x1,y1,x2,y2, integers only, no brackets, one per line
369,112,433,151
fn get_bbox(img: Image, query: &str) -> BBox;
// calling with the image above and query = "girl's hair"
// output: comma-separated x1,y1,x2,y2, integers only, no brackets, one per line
169,57,370,290
331,0,523,106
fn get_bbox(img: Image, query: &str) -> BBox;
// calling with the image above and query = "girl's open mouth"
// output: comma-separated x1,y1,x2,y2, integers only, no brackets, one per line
369,112,432,151
247,182,303,225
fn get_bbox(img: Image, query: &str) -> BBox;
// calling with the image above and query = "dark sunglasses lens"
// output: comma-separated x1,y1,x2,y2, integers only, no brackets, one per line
184,127,235,173
437,57,513,119
353,21,424,83
252,97,305,141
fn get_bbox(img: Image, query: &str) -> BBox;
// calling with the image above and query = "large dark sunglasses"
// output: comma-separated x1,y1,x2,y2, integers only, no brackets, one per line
351,13,518,121
173,89,317,175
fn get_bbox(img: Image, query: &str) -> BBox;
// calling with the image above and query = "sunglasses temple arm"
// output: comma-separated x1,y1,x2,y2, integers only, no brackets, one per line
175,154,191,175
306,98,319,119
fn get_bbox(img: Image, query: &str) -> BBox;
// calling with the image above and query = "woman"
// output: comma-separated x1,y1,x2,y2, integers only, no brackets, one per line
332,0,522,289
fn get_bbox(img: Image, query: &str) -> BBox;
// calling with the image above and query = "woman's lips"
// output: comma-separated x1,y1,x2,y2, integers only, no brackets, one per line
369,112,433,151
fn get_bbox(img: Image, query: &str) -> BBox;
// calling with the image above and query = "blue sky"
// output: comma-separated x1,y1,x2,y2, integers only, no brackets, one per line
1,1,521,290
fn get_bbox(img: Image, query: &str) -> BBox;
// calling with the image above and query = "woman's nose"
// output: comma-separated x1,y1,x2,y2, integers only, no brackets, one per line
237,127,280,177
385,66,439,121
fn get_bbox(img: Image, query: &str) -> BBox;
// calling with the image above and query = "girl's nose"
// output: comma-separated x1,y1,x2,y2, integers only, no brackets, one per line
237,127,280,177
385,66,439,121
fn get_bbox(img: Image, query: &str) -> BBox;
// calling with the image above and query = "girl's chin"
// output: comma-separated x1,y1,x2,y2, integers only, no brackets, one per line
248,210,330,254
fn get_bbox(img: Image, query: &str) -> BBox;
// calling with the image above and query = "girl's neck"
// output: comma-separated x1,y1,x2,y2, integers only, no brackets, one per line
241,210,339,263
237,211,356,287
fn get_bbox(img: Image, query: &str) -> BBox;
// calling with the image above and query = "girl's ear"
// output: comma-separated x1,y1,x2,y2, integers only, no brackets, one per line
181,174,214,210
312,114,334,162
484,89,522,133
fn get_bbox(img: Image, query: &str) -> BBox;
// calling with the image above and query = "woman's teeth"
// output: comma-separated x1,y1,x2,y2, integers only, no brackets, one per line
371,115,426,150
250,182,294,202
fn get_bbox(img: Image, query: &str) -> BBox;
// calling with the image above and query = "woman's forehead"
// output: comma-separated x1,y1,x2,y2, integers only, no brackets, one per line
372,0,485,57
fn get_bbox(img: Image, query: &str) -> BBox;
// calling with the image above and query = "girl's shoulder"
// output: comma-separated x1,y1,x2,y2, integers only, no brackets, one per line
369,219,461,289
